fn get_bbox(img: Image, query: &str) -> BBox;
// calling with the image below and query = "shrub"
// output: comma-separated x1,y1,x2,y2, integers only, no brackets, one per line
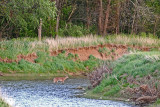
59,24,90,37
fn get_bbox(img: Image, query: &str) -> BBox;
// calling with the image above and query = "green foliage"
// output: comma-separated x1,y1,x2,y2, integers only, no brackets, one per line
0,98,9,107
98,47,109,53
93,76,118,93
67,53,74,60
35,51,50,64
155,99,160,105
59,24,90,37
83,55,100,71
0,0,56,37
140,32,147,37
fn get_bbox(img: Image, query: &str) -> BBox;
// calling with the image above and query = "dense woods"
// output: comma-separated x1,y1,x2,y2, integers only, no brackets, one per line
0,0,160,39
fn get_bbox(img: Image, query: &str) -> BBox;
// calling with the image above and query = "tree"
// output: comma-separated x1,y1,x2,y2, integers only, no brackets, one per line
103,0,111,36
0,0,56,38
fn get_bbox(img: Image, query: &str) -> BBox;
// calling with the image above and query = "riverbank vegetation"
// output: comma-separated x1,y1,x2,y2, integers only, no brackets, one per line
0,50,102,75
0,98,9,107
0,35,159,75
86,51,160,106
0,35,159,60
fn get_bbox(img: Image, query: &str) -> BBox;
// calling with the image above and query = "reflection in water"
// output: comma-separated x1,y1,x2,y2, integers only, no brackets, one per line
0,78,135,107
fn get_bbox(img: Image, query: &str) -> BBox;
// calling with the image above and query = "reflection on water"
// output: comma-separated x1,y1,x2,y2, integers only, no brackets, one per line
0,78,135,107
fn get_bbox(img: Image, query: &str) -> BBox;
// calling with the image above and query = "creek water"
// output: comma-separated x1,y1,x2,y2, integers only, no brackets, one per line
0,78,135,107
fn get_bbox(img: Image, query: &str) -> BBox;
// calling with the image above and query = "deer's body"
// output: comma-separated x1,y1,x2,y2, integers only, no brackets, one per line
53,76,68,83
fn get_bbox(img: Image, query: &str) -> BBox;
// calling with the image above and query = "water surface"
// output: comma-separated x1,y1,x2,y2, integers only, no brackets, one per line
0,78,135,107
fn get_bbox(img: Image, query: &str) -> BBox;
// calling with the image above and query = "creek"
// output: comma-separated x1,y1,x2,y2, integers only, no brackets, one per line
0,78,136,107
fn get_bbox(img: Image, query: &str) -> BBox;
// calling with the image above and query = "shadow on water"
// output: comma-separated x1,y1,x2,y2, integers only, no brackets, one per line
0,78,137,107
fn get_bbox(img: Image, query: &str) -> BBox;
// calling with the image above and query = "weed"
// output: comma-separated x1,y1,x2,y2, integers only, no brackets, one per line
67,53,75,60
98,47,109,54
111,48,115,53
0,98,9,107
104,85,121,96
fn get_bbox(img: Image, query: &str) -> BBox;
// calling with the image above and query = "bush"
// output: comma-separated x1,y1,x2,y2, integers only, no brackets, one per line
59,24,90,37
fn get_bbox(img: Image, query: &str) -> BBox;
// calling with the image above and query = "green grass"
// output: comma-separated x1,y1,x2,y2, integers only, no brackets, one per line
0,52,102,74
87,51,160,98
150,99,160,107
0,98,9,107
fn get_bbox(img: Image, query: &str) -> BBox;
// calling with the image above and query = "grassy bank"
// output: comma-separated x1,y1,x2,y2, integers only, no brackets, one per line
0,35,159,78
0,34,158,76
0,35,159,60
0,51,102,75
86,51,160,105
0,98,9,107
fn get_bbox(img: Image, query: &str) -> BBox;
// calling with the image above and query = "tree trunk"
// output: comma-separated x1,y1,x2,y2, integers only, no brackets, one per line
116,1,120,35
0,31,2,41
98,0,103,35
154,17,158,36
38,19,42,41
86,0,90,29
66,4,76,28
131,12,136,34
55,11,60,39
103,0,111,36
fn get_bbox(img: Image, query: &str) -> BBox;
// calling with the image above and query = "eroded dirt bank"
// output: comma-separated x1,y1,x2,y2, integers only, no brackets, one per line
0,44,152,63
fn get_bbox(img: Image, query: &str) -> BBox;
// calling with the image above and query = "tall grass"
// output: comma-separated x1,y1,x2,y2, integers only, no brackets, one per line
0,34,159,59
0,35,105,59
106,34,160,47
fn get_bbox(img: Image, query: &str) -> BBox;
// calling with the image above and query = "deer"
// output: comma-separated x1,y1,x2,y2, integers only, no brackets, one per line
53,75,69,83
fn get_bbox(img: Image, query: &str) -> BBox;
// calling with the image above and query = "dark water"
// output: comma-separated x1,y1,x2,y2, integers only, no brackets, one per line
0,78,135,107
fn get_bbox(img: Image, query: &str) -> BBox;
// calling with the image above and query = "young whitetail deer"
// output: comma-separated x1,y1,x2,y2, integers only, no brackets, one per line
53,76,69,83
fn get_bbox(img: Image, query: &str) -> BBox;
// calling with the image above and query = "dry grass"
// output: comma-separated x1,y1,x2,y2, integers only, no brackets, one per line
106,35,160,47
30,35,105,51
30,34,160,52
